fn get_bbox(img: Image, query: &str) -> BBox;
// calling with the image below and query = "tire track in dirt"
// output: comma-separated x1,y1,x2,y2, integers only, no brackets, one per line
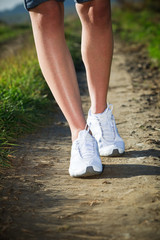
0,41,160,240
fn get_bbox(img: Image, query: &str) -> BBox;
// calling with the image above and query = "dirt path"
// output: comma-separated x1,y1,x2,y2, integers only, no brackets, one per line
0,41,160,240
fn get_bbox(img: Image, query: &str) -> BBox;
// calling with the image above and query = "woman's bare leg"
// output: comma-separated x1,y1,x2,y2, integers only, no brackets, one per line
29,0,86,141
76,0,113,114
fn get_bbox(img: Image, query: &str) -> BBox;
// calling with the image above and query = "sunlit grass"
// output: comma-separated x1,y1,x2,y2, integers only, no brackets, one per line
112,9,160,65
0,38,55,166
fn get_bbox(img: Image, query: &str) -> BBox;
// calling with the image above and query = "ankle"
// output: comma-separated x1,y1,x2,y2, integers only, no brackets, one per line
91,104,107,114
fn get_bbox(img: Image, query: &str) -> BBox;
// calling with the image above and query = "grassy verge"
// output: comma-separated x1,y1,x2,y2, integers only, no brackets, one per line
0,38,54,166
0,22,31,44
0,16,82,167
112,8,160,65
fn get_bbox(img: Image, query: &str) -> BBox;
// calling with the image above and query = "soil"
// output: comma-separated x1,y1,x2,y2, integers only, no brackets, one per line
0,40,160,240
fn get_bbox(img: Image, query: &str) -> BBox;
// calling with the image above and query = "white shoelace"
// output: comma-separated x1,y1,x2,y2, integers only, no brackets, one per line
76,125,95,160
95,104,116,143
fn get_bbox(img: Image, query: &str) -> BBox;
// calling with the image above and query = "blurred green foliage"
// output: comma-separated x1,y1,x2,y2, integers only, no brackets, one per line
64,16,82,69
112,8,160,65
116,0,160,12
0,22,31,44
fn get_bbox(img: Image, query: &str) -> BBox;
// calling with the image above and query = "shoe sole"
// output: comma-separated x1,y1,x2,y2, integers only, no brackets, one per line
70,166,102,178
100,149,124,157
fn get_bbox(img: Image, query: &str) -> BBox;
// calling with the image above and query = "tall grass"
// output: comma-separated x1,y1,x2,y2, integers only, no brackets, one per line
0,16,82,167
112,8,160,65
0,37,55,166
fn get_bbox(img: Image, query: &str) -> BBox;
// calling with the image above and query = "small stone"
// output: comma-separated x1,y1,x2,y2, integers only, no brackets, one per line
137,64,142,69
2,196,9,201
102,181,111,184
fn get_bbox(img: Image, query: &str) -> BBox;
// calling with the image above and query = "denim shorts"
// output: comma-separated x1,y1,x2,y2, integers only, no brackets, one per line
24,0,92,11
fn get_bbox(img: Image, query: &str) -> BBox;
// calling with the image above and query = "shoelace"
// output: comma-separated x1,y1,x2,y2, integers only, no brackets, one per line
77,125,95,160
96,104,116,142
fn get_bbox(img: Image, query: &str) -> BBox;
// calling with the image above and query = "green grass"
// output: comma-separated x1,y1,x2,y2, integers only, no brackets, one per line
0,16,82,167
112,8,160,65
0,39,55,166
0,22,31,44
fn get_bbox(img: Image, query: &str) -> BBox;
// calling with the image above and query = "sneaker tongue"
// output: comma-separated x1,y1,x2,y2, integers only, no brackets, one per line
78,129,91,141
78,130,95,159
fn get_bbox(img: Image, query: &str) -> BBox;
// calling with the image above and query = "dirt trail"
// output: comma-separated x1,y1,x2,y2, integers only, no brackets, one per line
0,41,160,240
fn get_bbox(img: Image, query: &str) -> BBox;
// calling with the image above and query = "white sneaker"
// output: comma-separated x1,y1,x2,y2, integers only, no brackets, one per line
69,127,103,177
87,104,125,157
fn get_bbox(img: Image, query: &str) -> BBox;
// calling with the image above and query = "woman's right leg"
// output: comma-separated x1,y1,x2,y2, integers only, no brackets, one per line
28,0,102,177
29,0,86,141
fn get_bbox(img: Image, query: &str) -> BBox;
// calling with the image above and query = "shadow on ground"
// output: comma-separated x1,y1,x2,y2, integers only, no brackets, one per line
100,164,160,179
124,149,160,158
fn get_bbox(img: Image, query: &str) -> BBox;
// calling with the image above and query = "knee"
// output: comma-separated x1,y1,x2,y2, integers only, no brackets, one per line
77,0,111,27
29,1,63,30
